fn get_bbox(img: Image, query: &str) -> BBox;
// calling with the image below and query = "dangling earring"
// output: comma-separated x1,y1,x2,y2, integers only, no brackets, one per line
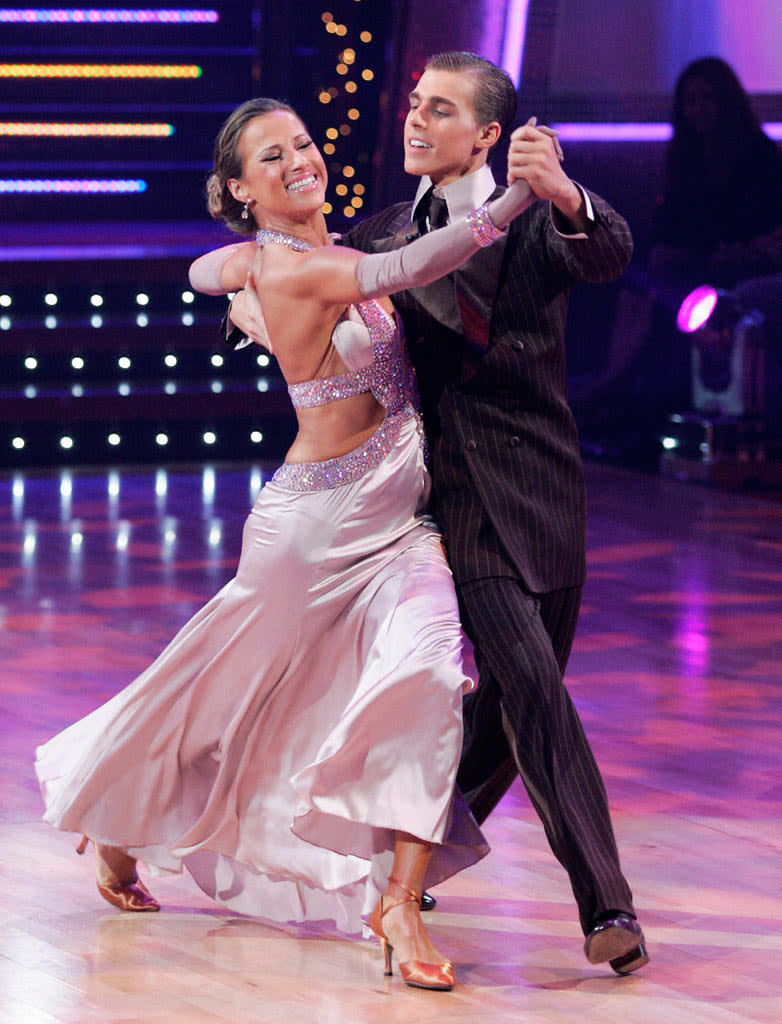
241,199,250,220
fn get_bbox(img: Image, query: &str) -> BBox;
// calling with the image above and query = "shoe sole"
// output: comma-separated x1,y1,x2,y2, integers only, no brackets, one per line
585,923,643,963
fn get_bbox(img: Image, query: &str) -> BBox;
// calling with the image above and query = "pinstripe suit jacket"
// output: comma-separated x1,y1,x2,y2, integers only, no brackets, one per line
346,189,633,592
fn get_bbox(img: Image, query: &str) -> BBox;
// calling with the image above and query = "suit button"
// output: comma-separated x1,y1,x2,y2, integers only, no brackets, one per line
464,440,477,452
512,340,524,351
507,435,520,447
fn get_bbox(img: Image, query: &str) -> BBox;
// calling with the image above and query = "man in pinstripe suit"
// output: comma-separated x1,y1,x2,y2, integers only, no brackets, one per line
225,51,648,974
343,52,648,975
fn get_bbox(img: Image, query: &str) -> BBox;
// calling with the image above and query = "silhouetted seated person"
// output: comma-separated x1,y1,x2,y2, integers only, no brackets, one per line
577,57,782,425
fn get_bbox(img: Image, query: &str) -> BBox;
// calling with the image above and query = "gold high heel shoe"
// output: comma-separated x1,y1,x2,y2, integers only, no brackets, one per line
369,875,455,991
77,835,160,912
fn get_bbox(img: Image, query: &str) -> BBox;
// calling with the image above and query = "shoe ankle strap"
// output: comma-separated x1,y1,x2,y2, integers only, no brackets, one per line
386,875,422,904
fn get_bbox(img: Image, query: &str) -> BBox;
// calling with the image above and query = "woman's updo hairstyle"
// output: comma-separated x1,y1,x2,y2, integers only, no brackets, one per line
206,97,297,235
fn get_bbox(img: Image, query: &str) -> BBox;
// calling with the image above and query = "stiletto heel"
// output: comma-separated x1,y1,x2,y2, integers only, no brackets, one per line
380,935,393,976
369,876,455,991
76,836,160,912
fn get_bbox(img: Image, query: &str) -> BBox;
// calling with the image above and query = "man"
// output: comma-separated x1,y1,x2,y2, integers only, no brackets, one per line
227,51,648,975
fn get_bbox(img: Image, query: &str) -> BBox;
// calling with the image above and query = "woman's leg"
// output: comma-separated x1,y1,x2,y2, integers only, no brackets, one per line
370,831,454,989
79,840,159,912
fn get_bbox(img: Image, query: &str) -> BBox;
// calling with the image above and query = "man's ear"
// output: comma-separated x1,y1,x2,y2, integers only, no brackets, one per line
476,121,501,152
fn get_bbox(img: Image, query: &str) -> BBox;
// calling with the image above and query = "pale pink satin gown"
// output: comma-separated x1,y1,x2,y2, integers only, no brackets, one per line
36,299,488,934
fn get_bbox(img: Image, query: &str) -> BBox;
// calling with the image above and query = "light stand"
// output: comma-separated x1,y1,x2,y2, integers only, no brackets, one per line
660,285,777,486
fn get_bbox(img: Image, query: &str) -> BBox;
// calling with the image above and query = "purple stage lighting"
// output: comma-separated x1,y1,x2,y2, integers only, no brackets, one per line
677,285,719,333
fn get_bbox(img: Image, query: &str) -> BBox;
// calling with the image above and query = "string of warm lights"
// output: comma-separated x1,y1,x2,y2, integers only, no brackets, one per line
317,6,375,220
0,121,174,137
0,62,202,77
0,8,219,22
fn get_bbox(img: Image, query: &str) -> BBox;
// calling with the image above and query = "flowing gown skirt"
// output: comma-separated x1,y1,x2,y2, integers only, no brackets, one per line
36,415,487,933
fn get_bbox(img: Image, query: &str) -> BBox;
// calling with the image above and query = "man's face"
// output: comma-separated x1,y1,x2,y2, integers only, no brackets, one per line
404,68,488,186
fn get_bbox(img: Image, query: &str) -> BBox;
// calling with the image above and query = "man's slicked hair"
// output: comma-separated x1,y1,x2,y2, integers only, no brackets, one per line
424,51,518,157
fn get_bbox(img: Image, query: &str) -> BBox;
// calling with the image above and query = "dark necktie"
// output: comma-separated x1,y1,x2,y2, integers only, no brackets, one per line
418,191,448,235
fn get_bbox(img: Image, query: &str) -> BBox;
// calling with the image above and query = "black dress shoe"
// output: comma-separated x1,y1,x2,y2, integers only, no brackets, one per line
419,890,436,912
584,913,649,975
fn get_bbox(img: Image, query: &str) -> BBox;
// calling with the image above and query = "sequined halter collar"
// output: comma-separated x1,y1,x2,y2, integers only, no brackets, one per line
256,228,314,252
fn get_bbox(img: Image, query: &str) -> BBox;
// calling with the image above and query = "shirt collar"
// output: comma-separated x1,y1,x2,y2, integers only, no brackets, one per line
411,164,497,224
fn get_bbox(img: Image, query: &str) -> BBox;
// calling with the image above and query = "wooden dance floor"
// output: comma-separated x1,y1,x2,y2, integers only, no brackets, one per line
1,459,780,1023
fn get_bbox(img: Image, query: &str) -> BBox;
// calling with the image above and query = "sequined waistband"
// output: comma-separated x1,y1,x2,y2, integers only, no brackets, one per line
270,405,419,492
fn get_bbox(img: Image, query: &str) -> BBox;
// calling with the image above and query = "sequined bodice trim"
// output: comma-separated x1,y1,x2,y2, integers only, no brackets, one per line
272,302,423,491
287,302,410,412
271,409,416,491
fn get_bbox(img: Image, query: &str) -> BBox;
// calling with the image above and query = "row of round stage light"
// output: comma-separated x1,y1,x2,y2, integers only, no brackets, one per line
8,428,267,454
15,353,273,375
317,8,375,221
17,379,274,402
1,288,262,334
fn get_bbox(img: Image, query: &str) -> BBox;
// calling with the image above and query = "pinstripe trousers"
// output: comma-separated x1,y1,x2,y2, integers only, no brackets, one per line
455,577,635,935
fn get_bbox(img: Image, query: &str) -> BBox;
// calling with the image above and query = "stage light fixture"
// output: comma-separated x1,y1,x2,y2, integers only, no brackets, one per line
257,379,269,392
181,312,194,326
107,433,121,446
71,384,83,396
1,316,11,330
136,293,149,306
118,382,130,395
155,432,169,446
90,314,103,328
45,315,57,328
71,356,84,369
203,431,217,445
90,294,103,307
164,382,177,394
24,356,37,369
250,430,263,443
676,285,765,417
60,436,74,449
256,353,270,367
136,313,149,327
0,294,11,307
164,354,177,367
44,293,57,305
211,354,224,367
181,291,194,304
12,436,25,450
24,385,36,397
118,356,131,369
210,381,223,393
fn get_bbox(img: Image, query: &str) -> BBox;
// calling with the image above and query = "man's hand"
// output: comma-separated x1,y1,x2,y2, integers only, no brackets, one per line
229,246,272,352
507,117,585,227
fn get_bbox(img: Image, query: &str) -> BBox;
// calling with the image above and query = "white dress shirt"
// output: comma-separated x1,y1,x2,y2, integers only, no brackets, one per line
411,163,594,239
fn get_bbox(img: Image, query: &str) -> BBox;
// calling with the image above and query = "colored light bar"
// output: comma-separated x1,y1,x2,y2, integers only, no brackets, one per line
0,9,218,23
0,121,174,136
552,122,782,142
0,63,202,78
501,0,530,88
0,178,147,193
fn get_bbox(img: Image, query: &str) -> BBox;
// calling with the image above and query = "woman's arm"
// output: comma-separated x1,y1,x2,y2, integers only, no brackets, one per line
283,179,535,306
188,241,255,294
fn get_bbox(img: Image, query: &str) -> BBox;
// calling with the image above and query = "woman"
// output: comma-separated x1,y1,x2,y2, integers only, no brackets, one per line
650,56,782,294
36,97,533,991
